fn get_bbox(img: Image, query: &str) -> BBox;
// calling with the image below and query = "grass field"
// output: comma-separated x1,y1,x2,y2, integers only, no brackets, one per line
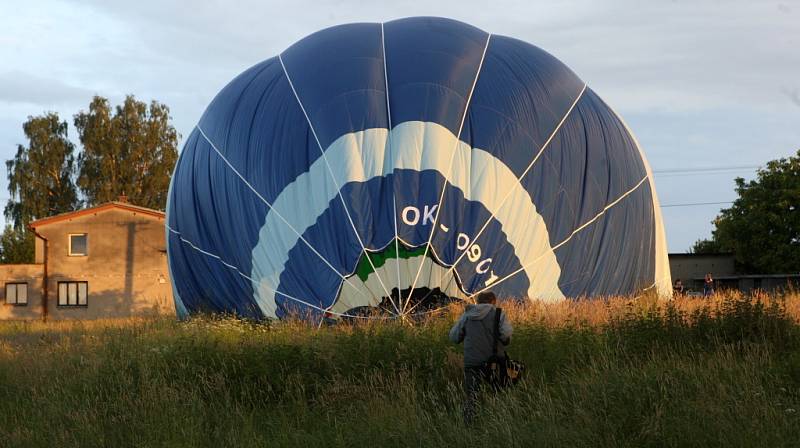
1,292,799,447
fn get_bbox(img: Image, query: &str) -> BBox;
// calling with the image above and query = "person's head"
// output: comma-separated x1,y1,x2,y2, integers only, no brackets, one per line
675,278,682,284
475,291,497,305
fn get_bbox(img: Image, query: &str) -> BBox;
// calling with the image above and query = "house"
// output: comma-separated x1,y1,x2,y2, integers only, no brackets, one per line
0,199,174,320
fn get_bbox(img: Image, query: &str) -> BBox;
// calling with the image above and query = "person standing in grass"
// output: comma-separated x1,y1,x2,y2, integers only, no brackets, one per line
673,278,685,297
704,273,715,297
449,291,513,424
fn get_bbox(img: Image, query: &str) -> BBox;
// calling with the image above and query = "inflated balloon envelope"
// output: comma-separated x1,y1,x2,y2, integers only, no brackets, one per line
166,17,672,321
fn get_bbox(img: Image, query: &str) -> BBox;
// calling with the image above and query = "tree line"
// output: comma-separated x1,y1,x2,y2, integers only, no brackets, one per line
692,149,800,274
0,95,179,263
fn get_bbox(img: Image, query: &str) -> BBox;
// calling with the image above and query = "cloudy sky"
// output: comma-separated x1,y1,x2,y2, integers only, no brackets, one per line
1,0,798,252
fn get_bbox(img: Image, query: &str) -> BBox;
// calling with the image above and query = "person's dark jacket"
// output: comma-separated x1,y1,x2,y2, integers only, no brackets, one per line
449,304,513,368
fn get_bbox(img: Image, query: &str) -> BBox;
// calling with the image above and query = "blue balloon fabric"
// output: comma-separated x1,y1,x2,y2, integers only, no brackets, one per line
166,17,671,320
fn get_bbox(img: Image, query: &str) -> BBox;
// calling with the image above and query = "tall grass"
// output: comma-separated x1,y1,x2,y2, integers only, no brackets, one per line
1,291,799,447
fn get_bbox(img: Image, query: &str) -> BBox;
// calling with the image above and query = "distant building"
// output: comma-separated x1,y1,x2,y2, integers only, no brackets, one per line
668,253,799,293
0,200,174,320
668,253,736,291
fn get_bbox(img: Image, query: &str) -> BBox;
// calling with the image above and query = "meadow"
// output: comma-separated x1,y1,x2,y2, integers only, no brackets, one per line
1,291,799,447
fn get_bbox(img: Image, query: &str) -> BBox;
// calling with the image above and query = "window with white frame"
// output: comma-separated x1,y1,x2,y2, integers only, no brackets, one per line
68,233,88,256
58,281,88,306
5,283,27,305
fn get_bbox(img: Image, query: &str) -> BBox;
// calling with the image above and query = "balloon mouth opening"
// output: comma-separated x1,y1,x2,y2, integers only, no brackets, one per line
341,287,461,320
327,239,469,320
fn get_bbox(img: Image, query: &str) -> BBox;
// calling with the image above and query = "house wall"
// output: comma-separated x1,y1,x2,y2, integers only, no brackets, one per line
0,264,44,320
668,254,736,290
668,254,799,293
728,276,799,293
35,236,44,264
34,208,174,320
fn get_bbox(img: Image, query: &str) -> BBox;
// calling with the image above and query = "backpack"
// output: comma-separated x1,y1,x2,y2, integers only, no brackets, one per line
482,307,525,388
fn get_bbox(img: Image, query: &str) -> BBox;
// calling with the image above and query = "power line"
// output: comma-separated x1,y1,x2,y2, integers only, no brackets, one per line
653,165,760,176
656,171,756,178
661,201,733,208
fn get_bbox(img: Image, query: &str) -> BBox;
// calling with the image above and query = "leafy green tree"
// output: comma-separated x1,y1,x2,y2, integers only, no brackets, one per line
5,113,80,229
690,238,724,254
0,226,35,264
74,95,179,210
2,113,80,263
705,150,800,274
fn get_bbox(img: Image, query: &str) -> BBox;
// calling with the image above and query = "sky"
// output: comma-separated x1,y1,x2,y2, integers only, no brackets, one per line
1,0,798,252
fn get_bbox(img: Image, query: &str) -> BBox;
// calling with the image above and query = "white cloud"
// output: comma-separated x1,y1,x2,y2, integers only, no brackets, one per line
783,87,800,108
0,71,94,106
56,0,800,115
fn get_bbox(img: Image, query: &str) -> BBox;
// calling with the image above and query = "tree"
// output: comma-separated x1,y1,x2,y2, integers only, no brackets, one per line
74,95,179,210
690,238,724,254
5,113,80,229
704,149,800,274
0,226,34,264
2,113,81,263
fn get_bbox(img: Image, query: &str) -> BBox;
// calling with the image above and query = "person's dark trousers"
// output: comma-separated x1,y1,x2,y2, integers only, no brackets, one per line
463,367,483,424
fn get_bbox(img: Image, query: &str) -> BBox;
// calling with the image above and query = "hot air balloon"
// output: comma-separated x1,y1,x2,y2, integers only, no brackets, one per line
166,17,671,321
